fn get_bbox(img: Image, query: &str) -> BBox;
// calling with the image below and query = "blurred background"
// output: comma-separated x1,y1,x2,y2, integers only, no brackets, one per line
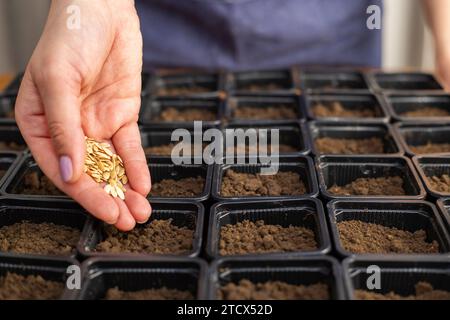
0,0,437,74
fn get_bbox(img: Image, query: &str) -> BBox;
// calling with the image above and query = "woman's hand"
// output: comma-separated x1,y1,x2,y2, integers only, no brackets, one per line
15,0,151,231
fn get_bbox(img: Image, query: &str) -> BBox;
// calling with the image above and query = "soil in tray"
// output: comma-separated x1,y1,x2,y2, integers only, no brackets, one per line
410,142,450,154
158,86,210,96
218,279,330,300
355,282,450,300
220,170,306,197
328,176,406,196
234,105,297,120
337,220,439,254
238,83,285,92
0,170,5,179
0,272,64,300
0,141,25,151
315,137,384,154
150,176,205,197
227,144,298,155
105,286,194,300
312,102,376,118
400,107,450,118
144,143,205,156
0,221,80,255
155,107,216,121
19,171,64,196
219,220,317,256
428,174,450,193
94,219,194,254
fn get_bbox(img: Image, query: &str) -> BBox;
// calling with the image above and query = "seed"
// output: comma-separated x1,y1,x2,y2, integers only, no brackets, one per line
84,137,128,200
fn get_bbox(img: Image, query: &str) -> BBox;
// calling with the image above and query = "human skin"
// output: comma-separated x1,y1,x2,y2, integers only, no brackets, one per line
15,0,151,231
14,1,450,231
423,0,450,91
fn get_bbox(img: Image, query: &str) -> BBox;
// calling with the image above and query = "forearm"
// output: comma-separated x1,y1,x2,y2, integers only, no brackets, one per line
422,0,450,58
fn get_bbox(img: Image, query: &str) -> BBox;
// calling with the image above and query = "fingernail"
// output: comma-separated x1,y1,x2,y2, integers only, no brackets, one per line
59,155,73,182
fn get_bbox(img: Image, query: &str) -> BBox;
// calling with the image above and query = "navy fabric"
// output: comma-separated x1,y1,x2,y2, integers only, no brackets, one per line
136,0,382,71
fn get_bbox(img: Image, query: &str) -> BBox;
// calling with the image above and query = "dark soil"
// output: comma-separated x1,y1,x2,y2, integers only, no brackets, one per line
410,142,450,154
144,143,204,156
239,83,284,92
221,170,306,197
158,86,210,96
151,176,205,197
228,144,298,155
0,221,80,255
0,170,5,180
355,282,450,300
315,137,384,154
95,219,194,254
312,102,376,118
20,171,64,196
219,220,317,255
218,279,330,300
328,176,405,196
105,286,194,300
0,272,64,300
0,141,25,151
234,105,297,120
155,107,216,121
400,107,450,118
428,174,450,193
337,220,439,254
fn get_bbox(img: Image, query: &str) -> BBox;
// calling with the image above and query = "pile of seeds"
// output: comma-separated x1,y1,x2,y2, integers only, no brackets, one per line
84,137,128,200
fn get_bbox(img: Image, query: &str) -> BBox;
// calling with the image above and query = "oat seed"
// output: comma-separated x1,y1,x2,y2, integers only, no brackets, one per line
84,137,128,200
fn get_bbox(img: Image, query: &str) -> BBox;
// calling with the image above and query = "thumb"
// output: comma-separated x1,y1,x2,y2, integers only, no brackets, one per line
36,67,85,184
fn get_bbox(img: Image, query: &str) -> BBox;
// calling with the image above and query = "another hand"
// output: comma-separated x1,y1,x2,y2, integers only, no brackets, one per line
436,51,450,91
15,0,151,231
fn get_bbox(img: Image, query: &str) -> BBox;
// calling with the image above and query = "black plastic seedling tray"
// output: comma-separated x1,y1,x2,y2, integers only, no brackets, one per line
394,123,450,157
148,72,224,98
0,152,20,191
299,70,370,93
316,155,426,200
0,255,79,300
147,157,212,202
139,96,224,128
225,95,304,123
0,197,91,260
367,72,443,92
302,92,390,123
223,121,310,156
327,200,450,258
3,72,23,95
79,201,204,259
208,256,345,300
76,257,208,300
343,257,450,300
436,198,450,234
206,198,331,259
0,125,27,152
212,155,319,201
1,154,67,199
308,122,403,156
383,93,450,123
412,156,450,198
226,69,297,95
0,93,16,125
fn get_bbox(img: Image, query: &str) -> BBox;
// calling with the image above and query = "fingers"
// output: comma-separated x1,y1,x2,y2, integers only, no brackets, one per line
34,65,86,184
124,189,152,223
113,197,136,231
112,122,151,196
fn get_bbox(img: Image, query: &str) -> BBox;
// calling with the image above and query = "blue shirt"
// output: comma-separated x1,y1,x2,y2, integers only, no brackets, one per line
136,0,382,71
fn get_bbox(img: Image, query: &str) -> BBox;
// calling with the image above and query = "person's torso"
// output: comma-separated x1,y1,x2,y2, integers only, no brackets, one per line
136,0,382,71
